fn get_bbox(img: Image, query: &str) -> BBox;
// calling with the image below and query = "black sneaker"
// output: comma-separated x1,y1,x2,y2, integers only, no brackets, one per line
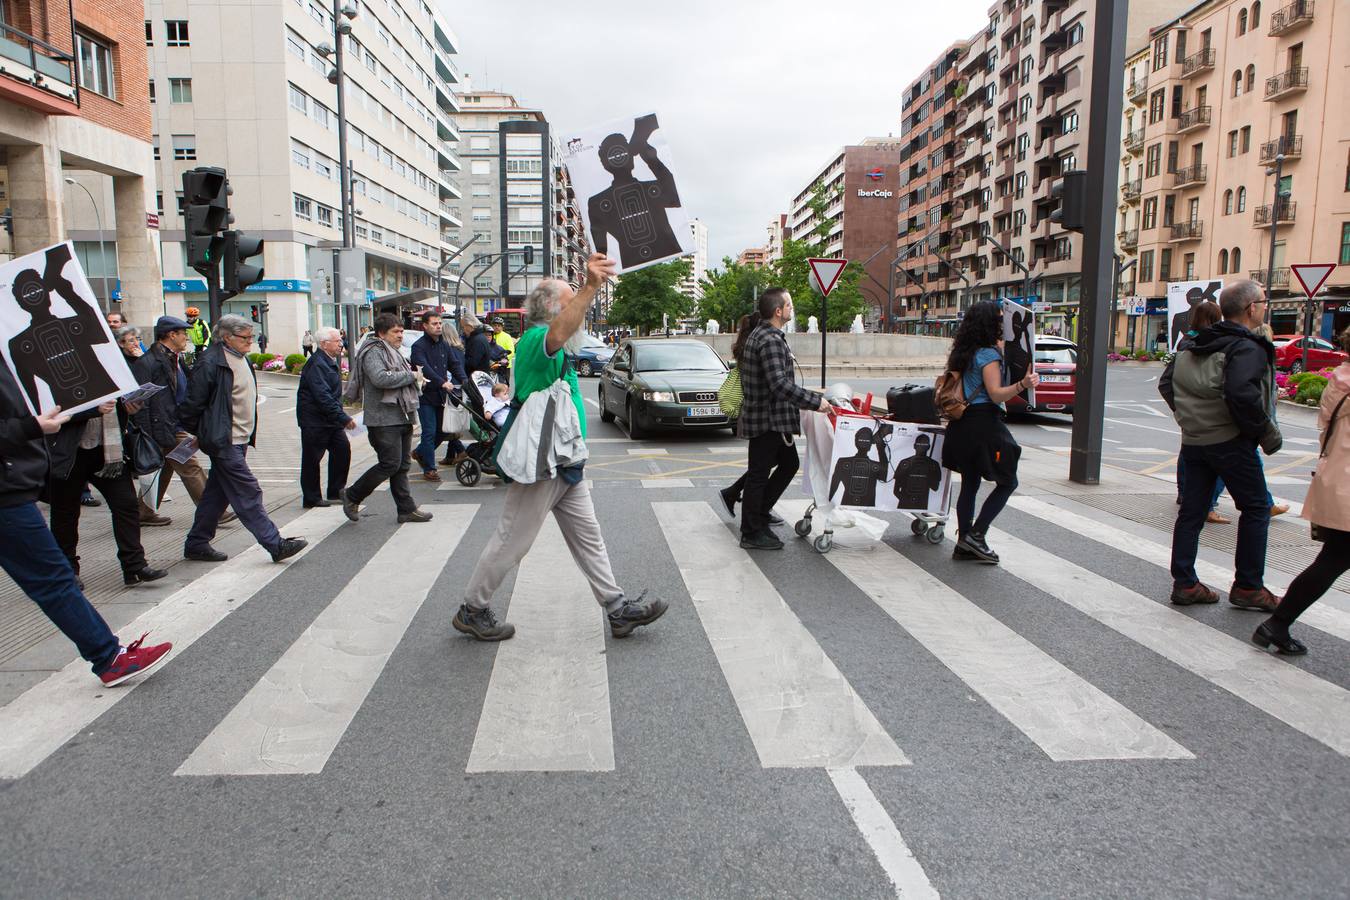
453,604,515,642
124,566,167,586
607,591,668,638
957,530,999,564
270,537,308,563
740,530,784,551
767,511,786,527
80,494,102,508
339,488,361,523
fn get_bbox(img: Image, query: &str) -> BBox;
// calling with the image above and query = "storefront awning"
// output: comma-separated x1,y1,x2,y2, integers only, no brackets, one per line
370,287,440,311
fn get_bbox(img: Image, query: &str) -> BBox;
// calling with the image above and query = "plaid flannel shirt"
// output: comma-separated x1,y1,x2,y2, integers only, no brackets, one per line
737,324,823,439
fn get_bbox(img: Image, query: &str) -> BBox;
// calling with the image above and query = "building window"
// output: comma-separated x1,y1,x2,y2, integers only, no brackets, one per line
289,84,307,114
291,140,310,170
1066,23,1083,46
1160,249,1173,281
1149,90,1165,123
1183,253,1196,279
287,32,306,60
1145,144,1162,178
155,192,164,217
1224,189,1233,215
1237,186,1247,212
166,20,189,47
1240,126,1251,154
148,79,155,103
152,136,160,160
1142,197,1157,230
471,207,491,221
317,206,333,227
470,160,491,176
1228,131,1238,157
1152,34,1169,71
1166,141,1179,174
1251,2,1261,28
169,78,192,103
1219,249,1229,273
294,195,313,220
171,135,196,161
469,136,490,151
1232,247,1242,271
1232,71,1242,97
145,21,153,46
1139,250,1154,283
1340,223,1350,265
1237,9,1248,35
76,32,116,99
1061,111,1079,134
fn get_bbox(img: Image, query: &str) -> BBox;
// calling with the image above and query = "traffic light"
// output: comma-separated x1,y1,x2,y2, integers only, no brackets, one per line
1048,170,1088,233
1,207,12,237
523,245,534,265
223,230,265,295
182,167,231,274
249,304,259,322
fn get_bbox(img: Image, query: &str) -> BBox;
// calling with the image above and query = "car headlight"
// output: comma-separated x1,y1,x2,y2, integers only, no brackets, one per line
642,391,675,402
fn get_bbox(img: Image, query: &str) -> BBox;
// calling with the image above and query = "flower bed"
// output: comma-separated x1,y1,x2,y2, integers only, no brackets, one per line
1280,368,1335,406
1108,350,1172,363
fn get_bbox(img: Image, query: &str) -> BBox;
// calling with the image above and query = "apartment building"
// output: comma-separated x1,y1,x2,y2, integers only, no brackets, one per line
1116,0,1350,347
737,247,769,268
786,138,902,327
0,0,161,322
765,213,787,263
678,217,708,302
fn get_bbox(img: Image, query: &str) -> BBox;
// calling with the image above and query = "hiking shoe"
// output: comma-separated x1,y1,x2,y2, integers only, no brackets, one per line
397,508,434,523
184,545,227,562
339,488,361,522
1170,581,1219,605
740,530,784,551
1229,585,1279,612
270,537,308,563
139,513,172,527
453,604,515,642
608,591,668,638
957,530,999,564
99,633,172,686
124,566,167,586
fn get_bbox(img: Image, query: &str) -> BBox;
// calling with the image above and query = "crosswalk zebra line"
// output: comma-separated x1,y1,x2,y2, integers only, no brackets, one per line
1007,495,1350,642
177,506,479,776
987,527,1350,757
466,518,615,773
654,501,910,769
828,768,940,900
0,506,351,780
817,533,1191,762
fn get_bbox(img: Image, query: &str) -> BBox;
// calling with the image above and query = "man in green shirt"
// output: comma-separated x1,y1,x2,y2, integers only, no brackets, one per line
452,254,668,642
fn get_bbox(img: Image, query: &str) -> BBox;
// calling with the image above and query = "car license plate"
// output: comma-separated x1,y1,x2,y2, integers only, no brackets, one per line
687,405,721,417
1042,374,1071,383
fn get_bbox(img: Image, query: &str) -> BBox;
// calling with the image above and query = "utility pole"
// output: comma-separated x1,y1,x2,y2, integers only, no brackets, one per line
436,234,480,312
1111,254,1137,350
1263,152,1286,324
316,3,358,335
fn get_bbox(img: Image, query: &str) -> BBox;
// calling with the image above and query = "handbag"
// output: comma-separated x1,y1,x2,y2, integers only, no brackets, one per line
442,398,471,436
124,422,165,477
717,366,743,418
1309,393,1348,542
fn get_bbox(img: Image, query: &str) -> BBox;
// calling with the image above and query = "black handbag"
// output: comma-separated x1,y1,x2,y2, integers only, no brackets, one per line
124,422,165,477
1309,394,1347,543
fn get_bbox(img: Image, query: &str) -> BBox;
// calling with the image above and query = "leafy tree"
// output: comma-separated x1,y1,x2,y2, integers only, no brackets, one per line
771,180,868,331
697,257,771,331
606,258,693,334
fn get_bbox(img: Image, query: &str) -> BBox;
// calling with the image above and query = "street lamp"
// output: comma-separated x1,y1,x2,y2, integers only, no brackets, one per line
315,2,358,334
1263,152,1286,325
64,177,111,312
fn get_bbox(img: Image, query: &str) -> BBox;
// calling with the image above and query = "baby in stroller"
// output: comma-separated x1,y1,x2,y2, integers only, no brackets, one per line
452,370,509,486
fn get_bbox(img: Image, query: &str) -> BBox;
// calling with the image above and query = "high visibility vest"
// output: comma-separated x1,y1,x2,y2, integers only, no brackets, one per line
188,320,211,347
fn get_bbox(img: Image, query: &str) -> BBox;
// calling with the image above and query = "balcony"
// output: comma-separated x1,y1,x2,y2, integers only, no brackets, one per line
1169,221,1204,242
1122,177,1143,202
1176,106,1211,134
1123,128,1145,154
1118,229,1139,250
1265,67,1309,101
1269,1,1314,36
1180,48,1216,78
1173,164,1208,188
1250,267,1291,289
0,22,79,113
1127,76,1149,105
1253,199,1297,226
1259,135,1303,164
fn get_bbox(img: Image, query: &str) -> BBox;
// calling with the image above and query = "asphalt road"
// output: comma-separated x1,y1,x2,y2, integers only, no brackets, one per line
0,368,1345,899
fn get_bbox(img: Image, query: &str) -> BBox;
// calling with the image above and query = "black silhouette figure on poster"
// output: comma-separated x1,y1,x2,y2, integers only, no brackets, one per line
1170,280,1221,348
829,424,892,507
587,114,683,267
7,243,119,412
891,432,944,510
1004,308,1034,395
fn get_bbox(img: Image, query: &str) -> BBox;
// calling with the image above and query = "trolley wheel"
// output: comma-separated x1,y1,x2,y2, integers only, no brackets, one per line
910,518,928,536
794,517,813,538
814,533,833,553
925,524,945,545
456,458,482,487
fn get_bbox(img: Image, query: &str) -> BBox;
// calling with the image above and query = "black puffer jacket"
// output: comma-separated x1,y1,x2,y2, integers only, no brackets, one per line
0,366,50,507
132,342,187,448
463,326,495,375
179,343,257,455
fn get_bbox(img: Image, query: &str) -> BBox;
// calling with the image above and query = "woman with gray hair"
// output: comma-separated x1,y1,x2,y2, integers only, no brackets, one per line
459,310,496,377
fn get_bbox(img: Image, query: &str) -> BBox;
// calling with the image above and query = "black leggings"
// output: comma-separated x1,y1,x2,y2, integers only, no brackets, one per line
955,472,1017,538
1271,528,1350,629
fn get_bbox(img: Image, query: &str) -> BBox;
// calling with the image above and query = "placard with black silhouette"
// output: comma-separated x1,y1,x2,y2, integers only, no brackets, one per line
0,241,138,415
1166,278,1223,351
1002,298,1036,408
562,112,694,274
826,416,950,514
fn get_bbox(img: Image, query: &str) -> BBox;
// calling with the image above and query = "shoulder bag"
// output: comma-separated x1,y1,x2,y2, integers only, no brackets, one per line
1309,393,1348,542
717,366,743,418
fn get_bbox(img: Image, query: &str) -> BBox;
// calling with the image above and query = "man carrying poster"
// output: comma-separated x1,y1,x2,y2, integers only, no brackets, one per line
1002,299,1036,408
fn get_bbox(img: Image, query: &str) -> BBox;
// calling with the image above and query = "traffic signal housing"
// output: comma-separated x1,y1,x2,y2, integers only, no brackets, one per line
223,230,265,295
249,304,259,322
182,167,232,274
523,245,534,265
1048,170,1088,233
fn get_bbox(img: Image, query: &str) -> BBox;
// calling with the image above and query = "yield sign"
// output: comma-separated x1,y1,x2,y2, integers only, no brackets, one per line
1290,263,1336,299
807,258,847,297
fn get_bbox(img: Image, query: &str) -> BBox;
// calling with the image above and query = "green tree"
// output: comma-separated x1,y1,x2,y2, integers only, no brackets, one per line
697,256,771,331
771,181,867,331
606,258,693,334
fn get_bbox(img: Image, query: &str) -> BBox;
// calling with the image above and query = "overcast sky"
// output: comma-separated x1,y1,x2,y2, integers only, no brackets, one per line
441,0,993,268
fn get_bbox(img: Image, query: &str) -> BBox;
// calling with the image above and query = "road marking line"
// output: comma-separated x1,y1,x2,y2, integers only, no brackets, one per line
1008,495,1350,640
1264,453,1317,476
177,507,478,776
585,397,600,410
438,479,504,491
828,768,940,899
641,478,694,488
820,533,1189,761
1122,447,1173,455
1104,417,1180,435
0,507,350,780
986,526,1350,757
466,518,614,772
653,501,909,769
1139,458,1178,475
627,448,668,455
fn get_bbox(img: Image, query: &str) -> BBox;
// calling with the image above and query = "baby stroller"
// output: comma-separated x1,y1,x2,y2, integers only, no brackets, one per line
452,370,505,487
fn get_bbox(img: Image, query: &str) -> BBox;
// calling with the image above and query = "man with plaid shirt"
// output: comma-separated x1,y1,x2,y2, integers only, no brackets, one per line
736,288,830,550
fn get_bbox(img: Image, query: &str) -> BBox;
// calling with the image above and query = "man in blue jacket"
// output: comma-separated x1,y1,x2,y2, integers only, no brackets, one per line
410,311,466,482
297,326,355,507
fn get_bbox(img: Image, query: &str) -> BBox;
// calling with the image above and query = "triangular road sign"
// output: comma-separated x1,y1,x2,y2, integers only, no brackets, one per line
807,258,848,297
1290,263,1337,300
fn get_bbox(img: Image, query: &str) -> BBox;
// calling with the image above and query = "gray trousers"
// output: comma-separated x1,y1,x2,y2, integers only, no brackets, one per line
464,477,625,612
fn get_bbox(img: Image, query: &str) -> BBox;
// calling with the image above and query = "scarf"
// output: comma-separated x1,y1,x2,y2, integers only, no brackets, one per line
343,334,419,416
79,409,124,474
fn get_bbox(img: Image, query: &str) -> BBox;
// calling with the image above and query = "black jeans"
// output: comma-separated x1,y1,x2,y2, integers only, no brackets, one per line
1171,437,1271,589
348,424,416,515
1271,527,1350,630
300,425,352,504
740,431,798,537
48,447,147,577
955,473,1017,538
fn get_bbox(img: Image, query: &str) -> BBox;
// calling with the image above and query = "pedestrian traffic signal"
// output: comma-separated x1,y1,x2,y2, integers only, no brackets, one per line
523,245,534,265
182,167,232,275
1048,170,1088,233
1,207,12,237
249,305,259,322
223,230,265,295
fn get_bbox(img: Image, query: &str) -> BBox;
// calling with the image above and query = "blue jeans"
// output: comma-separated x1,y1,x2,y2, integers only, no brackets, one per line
187,444,282,554
1171,438,1271,589
0,502,119,675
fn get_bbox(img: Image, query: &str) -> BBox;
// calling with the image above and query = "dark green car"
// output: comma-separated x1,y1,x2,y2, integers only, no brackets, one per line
597,339,733,439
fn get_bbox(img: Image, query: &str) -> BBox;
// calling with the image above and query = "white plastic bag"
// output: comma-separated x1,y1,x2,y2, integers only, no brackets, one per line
442,401,470,436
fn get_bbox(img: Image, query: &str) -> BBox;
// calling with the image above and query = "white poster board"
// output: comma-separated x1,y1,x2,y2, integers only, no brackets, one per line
1002,298,1036,408
561,112,693,274
1166,279,1223,351
826,416,950,514
0,241,137,415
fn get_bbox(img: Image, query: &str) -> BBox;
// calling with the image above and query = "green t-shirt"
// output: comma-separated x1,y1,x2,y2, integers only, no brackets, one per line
512,325,586,440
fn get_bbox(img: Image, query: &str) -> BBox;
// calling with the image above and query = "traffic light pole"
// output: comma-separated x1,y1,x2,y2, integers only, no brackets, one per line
1068,0,1128,485
331,1,357,342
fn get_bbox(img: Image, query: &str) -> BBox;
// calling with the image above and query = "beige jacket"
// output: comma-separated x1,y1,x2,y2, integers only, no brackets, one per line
1304,363,1350,533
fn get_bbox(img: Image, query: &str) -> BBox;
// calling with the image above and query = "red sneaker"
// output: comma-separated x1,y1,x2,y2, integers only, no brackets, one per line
98,634,172,687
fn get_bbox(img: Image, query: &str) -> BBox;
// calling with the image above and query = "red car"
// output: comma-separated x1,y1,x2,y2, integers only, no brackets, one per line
1006,336,1077,416
1273,334,1347,373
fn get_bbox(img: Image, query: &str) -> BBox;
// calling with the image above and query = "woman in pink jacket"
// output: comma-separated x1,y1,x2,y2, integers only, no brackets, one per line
1253,326,1350,655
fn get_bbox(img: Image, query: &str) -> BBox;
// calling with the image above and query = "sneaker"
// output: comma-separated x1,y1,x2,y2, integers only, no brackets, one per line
339,488,361,523
1229,584,1279,612
98,633,172,686
1170,581,1219,605
452,604,515,642
124,566,167,586
739,530,784,551
1270,503,1290,518
717,487,737,519
956,530,999,564
139,513,172,527
270,537,308,563
608,591,669,638
184,545,228,562
80,494,102,508
397,509,434,523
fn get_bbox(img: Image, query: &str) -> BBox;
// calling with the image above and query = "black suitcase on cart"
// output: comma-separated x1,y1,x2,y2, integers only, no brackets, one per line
885,384,940,425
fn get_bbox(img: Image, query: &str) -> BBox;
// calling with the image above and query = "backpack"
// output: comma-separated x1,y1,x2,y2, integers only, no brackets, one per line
933,370,969,421
717,366,743,418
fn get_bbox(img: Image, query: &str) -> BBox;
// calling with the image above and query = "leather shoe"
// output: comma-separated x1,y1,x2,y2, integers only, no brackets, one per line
739,530,784,551
339,488,361,523
1229,584,1279,612
397,509,434,523
184,546,228,562
270,537,308,563
1252,620,1307,655
1170,581,1219,605
1270,503,1290,517
139,513,172,527
303,499,333,508
124,566,168,586
1205,510,1231,525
